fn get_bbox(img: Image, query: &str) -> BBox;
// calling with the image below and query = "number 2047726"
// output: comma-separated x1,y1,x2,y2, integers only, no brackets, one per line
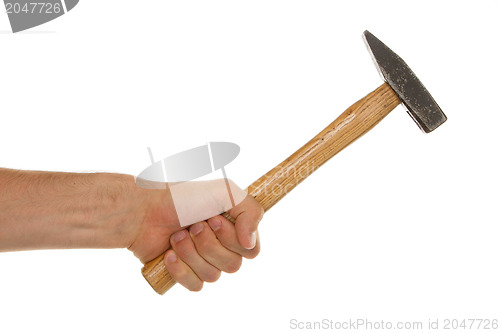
443,319,498,330
5,2,62,14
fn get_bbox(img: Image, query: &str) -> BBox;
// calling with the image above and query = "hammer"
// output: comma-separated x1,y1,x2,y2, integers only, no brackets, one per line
142,30,447,294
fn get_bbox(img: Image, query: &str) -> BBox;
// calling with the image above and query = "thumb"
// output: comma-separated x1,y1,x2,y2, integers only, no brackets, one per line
167,179,247,227
229,196,264,250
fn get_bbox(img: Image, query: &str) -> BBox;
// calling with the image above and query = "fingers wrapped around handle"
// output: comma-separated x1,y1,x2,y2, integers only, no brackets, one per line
141,198,262,295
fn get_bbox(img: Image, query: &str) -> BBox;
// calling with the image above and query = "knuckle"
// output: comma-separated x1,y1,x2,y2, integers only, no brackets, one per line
188,281,204,292
175,247,193,260
258,206,264,221
203,269,221,283
170,240,193,259
172,269,187,281
195,235,217,255
169,264,190,282
224,257,242,273
243,250,258,260
253,205,264,223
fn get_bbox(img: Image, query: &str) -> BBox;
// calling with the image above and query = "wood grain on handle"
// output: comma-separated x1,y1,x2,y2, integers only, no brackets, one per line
142,83,400,294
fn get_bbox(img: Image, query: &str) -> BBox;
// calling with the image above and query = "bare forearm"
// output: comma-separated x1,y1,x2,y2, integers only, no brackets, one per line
0,168,144,252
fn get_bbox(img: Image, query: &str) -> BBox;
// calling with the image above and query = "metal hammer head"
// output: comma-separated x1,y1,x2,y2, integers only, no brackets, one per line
363,30,447,133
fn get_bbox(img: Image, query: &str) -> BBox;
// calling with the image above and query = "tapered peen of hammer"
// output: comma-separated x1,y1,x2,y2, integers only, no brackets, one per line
141,31,447,295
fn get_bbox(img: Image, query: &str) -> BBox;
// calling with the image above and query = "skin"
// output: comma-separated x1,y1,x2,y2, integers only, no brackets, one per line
0,168,263,291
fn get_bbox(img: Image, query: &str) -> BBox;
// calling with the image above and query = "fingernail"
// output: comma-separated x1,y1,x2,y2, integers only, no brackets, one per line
165,252,177,264
172,230,186,243
208,218,222,231
190,223,204,236
246,231,257,249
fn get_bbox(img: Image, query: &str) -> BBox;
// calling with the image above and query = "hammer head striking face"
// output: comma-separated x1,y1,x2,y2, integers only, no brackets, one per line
363,30,447,133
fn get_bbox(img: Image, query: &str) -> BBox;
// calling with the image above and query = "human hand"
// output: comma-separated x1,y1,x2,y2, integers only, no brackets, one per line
128,180,264,291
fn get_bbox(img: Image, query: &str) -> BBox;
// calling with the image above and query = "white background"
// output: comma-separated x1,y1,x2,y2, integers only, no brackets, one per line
1,1,499,332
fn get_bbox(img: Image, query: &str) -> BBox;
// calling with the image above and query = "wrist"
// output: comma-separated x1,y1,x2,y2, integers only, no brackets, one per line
86,172,144,249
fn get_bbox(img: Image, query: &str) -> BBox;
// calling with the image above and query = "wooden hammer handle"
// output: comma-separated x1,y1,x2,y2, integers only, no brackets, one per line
141,82,400,294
